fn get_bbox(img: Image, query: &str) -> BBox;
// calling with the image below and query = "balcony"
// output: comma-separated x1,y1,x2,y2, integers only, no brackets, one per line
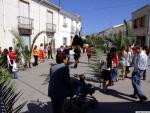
46,23,56,33
63,23,67,28
18,16,33,30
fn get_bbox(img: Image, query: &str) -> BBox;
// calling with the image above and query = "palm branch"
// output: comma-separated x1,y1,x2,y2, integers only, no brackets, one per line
124,20,135,46
0,68,26,113
30,31,46,58
10,30,26,62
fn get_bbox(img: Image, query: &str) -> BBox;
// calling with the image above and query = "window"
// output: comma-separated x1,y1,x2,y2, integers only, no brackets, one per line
133,19,138,29
140,16,145,27
21,35,30,48
63,37,67,45
71,20,74,26
47,11,53,24
63,17,67,27
19,0,29,17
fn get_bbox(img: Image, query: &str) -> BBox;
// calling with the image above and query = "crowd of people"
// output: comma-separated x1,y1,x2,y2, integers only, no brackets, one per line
33,43,53,66
0,43,54,78
101,45,149,103
1,42,149,113
0,46,18,79
48,44,97,113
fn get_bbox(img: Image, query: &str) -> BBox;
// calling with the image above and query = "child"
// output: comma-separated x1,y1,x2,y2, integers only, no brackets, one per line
12,59,18,79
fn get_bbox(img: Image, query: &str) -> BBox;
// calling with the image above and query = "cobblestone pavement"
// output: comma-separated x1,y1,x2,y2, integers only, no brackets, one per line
15,53,150,113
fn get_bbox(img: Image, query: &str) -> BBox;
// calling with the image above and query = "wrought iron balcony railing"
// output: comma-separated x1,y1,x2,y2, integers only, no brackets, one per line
46,23,56,33
63,23,67,28
18,16,34,29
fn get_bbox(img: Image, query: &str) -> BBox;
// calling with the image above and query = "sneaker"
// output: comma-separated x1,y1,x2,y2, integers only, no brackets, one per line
129,94,138,99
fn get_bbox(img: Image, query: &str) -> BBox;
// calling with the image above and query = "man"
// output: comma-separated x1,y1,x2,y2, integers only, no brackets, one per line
48,52,71,113
130,46,148,103
48,43,53,59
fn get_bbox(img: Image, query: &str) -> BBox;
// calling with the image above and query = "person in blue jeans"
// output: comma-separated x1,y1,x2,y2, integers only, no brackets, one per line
130,46,148,103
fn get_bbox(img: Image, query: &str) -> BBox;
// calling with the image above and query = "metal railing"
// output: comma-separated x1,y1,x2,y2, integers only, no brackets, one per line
46,23,56,33
18,16,34,29
63,23,67,28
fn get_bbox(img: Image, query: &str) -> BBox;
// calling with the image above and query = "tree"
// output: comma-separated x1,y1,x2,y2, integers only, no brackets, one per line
105,20,135,50
124,20,135,46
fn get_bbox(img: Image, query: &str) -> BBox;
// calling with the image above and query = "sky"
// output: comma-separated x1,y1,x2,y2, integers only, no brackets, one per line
49,0,150,35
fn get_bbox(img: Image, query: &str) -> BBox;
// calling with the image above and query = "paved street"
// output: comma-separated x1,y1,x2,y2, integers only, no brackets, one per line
15,53,150,113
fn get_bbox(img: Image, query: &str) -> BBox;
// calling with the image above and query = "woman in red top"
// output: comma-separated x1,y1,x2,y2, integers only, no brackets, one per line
9,47,15,73
110,47,118,85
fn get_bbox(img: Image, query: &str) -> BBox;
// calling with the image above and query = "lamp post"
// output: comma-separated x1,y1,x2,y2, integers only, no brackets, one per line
59,0,61,7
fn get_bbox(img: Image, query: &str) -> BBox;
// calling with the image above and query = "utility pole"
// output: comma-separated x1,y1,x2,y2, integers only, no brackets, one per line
58,0,61,7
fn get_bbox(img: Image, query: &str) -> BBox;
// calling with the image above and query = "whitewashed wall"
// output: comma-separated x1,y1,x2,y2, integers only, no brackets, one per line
0,0,81,51
0,0,18,49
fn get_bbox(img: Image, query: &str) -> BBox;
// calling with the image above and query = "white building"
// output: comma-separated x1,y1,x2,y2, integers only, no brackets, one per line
56,10,81,48
132,4,150,47
0,0,81,51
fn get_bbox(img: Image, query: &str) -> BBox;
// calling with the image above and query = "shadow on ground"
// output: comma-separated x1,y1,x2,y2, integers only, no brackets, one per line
95,88,137,102
22,101,52,113
22,99,150,113
87,101,150,113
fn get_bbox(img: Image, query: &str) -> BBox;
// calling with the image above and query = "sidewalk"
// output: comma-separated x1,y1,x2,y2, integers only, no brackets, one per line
15,54,150,113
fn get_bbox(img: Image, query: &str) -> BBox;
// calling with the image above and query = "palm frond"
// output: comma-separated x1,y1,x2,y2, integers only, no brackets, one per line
10,30,26,62
0,68,26,113
124,20,133,37
11,30,25,52
30,31,46,58
105,37,117,46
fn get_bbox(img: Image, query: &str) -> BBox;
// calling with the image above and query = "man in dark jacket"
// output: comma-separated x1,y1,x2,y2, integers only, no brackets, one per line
48,52,71,113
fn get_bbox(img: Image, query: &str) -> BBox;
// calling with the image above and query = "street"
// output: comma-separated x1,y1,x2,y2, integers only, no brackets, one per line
15,53,150,113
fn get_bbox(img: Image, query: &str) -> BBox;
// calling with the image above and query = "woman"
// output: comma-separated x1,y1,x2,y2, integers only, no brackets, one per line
39,43,44,61
1,49,11,69
86,45,93,62
8,47,15,73
74,46,81,68
33,45,39,66
110,47,118,84
48,52,71,113
125,46,132,77
44,43,49,59
118,47,127,80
